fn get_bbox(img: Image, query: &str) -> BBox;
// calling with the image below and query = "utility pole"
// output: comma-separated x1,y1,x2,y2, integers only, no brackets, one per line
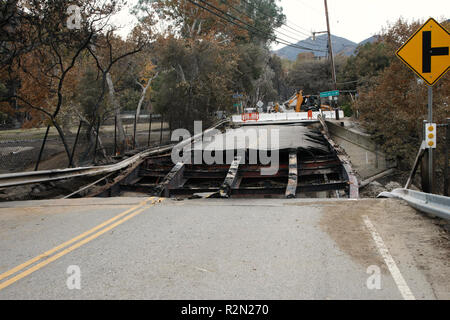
324,0,337,91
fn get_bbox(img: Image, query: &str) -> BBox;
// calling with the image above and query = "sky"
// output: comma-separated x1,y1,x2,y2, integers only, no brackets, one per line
112,0,449,50
273,0,449,49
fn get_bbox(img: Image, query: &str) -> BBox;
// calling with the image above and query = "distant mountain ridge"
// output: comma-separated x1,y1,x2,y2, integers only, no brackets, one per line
274,34,378,61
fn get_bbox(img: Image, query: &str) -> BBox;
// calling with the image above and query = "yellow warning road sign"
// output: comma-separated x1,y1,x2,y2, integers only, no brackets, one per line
396,18,450,86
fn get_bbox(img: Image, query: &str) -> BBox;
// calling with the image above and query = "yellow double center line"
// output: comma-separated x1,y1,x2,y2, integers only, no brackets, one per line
0,196,163,291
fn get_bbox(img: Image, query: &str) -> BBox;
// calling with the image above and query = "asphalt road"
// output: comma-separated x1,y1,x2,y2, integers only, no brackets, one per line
0,197,448,299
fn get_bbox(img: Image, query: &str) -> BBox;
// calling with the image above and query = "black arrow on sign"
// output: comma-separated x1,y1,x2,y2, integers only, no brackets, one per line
422,31,449,73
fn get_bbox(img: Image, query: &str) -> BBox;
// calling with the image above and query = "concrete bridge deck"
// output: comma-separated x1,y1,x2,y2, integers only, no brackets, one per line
0,197,448,299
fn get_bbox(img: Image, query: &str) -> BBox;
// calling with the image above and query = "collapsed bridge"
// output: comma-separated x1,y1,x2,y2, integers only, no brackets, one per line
0,115,359,200
63,116,358,199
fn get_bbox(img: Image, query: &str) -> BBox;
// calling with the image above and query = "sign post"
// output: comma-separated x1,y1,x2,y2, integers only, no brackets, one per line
428,86,433,192
320,90,340,119
396,18,450,193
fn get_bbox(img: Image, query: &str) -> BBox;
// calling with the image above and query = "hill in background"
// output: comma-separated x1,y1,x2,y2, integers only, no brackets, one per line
274,34,378,61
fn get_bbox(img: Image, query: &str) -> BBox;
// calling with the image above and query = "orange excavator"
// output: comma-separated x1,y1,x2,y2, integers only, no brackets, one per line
284,90,333,112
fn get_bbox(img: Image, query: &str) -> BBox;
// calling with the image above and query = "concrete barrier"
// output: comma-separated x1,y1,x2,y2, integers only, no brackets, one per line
326,121,396,180
231,111,345,125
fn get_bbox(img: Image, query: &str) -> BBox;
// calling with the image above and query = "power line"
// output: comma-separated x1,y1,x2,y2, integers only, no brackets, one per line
239,0,323,40
237,0,328,47
285,19,329,47
240,0,308,35
234,0,329,58
189,0,326,52
224,0,320,47
215,0,326,52
275,27,328,50
277,26,326,47
285,18,315,34
242,0,310,36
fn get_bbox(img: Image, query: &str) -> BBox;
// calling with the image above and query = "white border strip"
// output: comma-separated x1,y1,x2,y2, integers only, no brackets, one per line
363,215,415,300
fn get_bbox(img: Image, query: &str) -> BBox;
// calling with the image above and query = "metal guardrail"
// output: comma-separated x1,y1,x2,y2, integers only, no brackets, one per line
0,144,174,188
0,118,231,189
378,188,450,220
